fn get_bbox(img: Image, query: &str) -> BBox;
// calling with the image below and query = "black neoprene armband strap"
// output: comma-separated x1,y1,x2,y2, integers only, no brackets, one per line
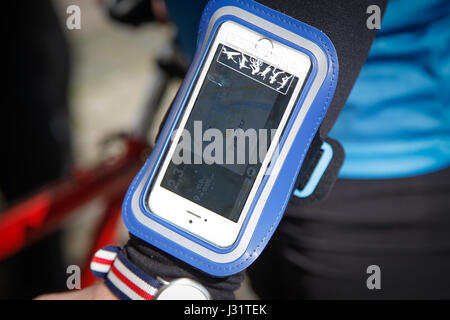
125,0,388,298
256,0,387,205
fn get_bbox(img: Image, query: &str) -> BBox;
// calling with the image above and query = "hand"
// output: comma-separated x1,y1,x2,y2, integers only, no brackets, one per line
35,282,118,300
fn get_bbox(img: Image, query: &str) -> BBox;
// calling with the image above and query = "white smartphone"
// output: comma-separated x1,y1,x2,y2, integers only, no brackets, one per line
148,21,312,248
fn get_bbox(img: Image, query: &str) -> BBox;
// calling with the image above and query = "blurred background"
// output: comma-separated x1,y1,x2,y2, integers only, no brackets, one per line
55,0,172,282
0,0,256,300
0,0,175,299
54,0,171,167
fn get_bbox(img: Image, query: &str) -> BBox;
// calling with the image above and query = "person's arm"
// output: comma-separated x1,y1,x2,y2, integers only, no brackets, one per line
36,0,387,300
106,0,387,301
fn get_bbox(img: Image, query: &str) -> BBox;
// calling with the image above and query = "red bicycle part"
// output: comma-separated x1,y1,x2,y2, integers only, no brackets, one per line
0,136,150,287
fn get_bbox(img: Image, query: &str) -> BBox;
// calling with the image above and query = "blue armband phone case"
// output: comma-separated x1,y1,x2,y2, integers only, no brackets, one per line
122,0,338,276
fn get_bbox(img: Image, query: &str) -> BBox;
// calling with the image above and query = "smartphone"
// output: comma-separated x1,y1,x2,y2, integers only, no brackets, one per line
148,21,312,248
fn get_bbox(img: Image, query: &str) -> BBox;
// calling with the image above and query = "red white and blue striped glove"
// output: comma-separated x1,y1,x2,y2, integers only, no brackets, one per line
91,245,163,300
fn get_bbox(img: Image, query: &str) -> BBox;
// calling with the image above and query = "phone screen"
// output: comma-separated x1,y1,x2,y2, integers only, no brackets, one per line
160,44,306,222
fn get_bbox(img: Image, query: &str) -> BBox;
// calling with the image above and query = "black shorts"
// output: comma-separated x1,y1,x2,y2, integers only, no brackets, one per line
247,167,450,299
